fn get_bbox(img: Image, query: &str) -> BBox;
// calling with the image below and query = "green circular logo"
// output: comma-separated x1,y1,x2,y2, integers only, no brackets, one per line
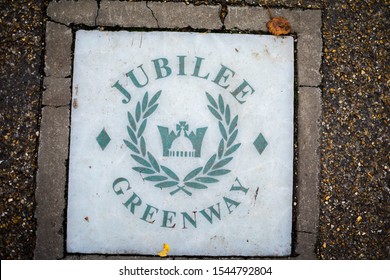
124,90,241,196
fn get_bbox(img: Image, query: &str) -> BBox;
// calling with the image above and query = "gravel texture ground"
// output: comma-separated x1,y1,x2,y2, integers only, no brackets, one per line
0,0,388,259
0,0,48,259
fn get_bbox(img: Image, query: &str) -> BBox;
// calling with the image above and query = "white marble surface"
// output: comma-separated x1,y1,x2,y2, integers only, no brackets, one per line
68,31,294,256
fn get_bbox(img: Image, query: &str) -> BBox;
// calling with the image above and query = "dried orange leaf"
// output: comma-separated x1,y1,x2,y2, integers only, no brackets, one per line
157,243,170,257
267,17,291,36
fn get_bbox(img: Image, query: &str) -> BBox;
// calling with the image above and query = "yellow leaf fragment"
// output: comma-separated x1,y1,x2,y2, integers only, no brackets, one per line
357,216,363,223
158,243,170,257
266,17,291,36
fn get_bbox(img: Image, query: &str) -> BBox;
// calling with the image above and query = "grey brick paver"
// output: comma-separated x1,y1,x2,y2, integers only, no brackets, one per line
148,2,222,29
297,87,322,233
297,10,322,86
97,1,222,29
97,1,157,28
296,231,317,259
35,106,69,260
44,22,72,77
47,0,98,26
224,7,299,32
43,77,71,106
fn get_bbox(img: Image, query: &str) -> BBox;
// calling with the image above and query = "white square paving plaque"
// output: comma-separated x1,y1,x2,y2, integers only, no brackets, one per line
68,31,294,256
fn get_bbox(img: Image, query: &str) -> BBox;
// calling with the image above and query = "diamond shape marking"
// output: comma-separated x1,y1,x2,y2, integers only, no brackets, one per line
253,133,268,155
96,128,111,151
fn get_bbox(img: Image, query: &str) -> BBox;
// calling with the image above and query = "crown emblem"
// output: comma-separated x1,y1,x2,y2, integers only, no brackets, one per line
158,121,207,158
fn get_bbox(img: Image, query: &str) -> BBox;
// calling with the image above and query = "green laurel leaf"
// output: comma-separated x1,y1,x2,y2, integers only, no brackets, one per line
184,182,208,189
208,105,222,121
127,112,137,131
225,105,231,125
127,126,137,144
132,167,155,174
135,102,141,122
229,115,238,134
227,129,238,147
149,90,162,107
140,136,146,157
195,177,219,183
224,143,241,157
142,92,149,111
218,95,224,114
161,165,180,181
218,139,224,159
144,175,168,182
212,157,233,170
147,152,160,172
170,186,193,196
206,92,218,109
131,154,151,167
155,181,179,189
137,119,147,138
207,169,230,176
219,121,228,140
203,154,216,174
143,104,159,119
184,167,203,182
124,140,140,154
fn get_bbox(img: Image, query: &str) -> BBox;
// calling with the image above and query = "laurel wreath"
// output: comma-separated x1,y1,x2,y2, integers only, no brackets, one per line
124,90,241,196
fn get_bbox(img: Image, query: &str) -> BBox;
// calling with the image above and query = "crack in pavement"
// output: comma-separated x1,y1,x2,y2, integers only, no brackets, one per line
146,2,160,28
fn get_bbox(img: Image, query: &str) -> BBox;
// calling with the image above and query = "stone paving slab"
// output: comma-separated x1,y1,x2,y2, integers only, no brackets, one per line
67,31,294,256
35,1,322,259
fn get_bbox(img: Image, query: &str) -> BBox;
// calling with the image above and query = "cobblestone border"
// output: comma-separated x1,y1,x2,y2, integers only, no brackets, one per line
35,0,322,260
